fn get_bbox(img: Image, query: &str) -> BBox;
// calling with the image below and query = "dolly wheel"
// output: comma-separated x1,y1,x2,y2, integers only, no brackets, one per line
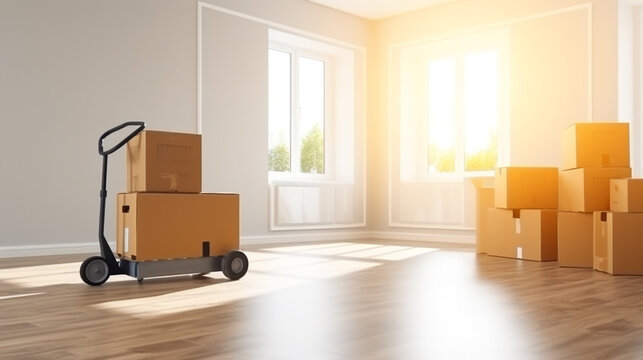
80,256,110,286
222,251,249,280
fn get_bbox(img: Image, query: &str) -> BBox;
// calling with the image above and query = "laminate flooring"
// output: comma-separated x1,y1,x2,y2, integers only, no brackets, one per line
1,239,642,359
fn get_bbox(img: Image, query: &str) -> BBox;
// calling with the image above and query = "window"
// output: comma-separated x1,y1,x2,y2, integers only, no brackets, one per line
427,51,499,175
399,28,508,181
268,47,328,175
267,29,365,230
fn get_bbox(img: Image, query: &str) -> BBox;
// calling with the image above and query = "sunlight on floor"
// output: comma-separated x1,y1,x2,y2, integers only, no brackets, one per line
0,292,44,301
94,272,307,319
93,252,382,319
393,251,531,358
266,242,438,260
0,243,438,319
0,262,128,288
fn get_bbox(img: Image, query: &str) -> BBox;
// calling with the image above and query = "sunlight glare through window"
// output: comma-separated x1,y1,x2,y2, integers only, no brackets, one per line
427,58,456,173
464,51,498,171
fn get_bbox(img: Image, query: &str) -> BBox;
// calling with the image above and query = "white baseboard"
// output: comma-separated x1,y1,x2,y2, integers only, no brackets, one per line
242,231,476,246
1,230,475,258
368,231,476,244
240,231,370,246
0,242,106,259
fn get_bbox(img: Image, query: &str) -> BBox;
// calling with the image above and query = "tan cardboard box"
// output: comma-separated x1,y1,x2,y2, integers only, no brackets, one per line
610,178,643,212
593,211,643,275
127,130,202,193
494,167,558,209
116,192,239,261
486,208,558,261
559,167,632,212
561,122,629,171
557,212,593,268
470,177,494,254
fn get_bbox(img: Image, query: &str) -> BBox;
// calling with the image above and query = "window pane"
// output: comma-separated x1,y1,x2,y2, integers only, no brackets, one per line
427,58,456,173
464,51,498,172
268,49,291,172
298,56,325,174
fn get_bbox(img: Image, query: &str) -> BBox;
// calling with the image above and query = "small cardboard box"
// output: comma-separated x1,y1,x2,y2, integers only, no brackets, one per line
116,192,239,261
127,130,202,193
485,208,558,261
494,167,558,209
470,177,494,254
559,167,632,212
610,178,643,212
561,122,629,171
557,212,593,268
593,211,643,275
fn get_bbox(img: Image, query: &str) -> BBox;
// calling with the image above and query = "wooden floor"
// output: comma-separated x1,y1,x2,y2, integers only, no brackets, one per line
1,239,643,359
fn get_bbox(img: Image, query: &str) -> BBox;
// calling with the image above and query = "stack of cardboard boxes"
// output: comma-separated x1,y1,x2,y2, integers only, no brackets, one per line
115,130,240,261
557,123,631,268
484,167,559,261
475,122,643,276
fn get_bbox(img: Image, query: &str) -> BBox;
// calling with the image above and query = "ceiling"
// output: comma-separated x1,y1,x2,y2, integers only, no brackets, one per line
308,0,454,20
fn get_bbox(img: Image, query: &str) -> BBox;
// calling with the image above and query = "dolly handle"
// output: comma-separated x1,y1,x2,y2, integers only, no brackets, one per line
98,121,146,156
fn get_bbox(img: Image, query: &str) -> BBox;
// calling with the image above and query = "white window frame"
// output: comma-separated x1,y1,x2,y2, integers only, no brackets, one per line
269,42,335,181
399,28,510,183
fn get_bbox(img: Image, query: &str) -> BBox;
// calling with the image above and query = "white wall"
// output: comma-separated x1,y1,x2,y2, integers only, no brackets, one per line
0,0,370,256
0,0,198,255
0,0,630,256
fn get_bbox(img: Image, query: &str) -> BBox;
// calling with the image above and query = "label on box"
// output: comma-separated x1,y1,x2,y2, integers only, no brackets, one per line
515,219,521,234
516,246,523,259
124,227,129,253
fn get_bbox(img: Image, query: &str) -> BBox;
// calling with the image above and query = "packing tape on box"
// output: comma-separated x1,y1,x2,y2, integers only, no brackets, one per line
601,222,606,237
124,227,129,253
516,246,523,259
515,219,521,234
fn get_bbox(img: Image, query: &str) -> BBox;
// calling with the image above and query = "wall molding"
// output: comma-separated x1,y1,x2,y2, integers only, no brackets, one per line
0,243,105,259
387,2,593,229
240,231,371,246
369,231,475,244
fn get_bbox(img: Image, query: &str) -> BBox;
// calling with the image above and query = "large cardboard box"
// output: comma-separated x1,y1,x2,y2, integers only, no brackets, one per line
470,177,494,254
116,193,239,261
127,130,202,193
557,212,593,268
610,178,643,212
593,211,643,275
561,122,629,171
494,167,558,209
559,167,632,212
486,208,558,261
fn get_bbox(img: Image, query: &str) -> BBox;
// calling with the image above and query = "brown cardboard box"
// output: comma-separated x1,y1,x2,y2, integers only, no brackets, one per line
557,212,593,268
593,211,643,275
116,192,239,261
494,167,558,209
127,130,202,193
561,122,629,171
610,178,643,212
470,177,494,254
559,167,632,212
486,208,558,261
